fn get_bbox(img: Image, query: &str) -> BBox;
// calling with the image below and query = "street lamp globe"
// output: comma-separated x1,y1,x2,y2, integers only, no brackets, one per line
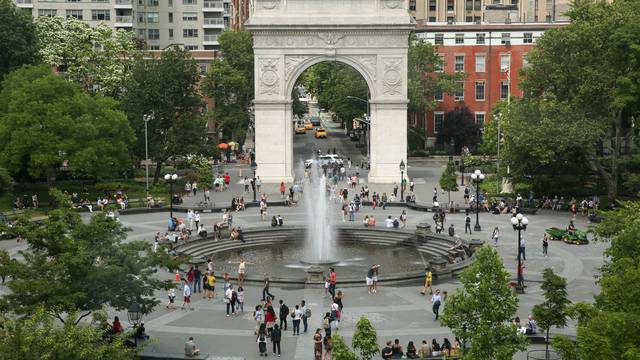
474,169,481,176
399,160,405,171
171,174,178,181
522,217,529,225
164,174,170,181
479,174,485,180
510,217,518,226
471,173,477,180
516,213,523,221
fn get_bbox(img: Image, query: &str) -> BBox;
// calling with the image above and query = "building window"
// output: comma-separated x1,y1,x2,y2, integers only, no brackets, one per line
434,112,444,134
474,15,481,22
465,0,473,11
182,0,196,4
137,29,145,37
409,0,416,10
137,12,145,23
492,0,500,4
91,0,109,3
523,32,533,43
447,0,454,11
38,9,57,16
185,45,199,50
147,0,158,5
66,10,83,20
66,0,80,2
454,81,465,101
428,16,436,22
182,12,197,21
476,33,485,44
137,0,143,5
435,88,444,101
455,55,464,72
511,0,518,4
183,29,198,38
522,54,530,68
475,54,485,72
168,29,174,39
148,29,159,40
168,12,173,22
91,9,110,20
500,81,509,99
434,33,444,45
466,16,473,22
501,33,511,44
435,54,444,72
475,81,485,101
149,45,160,50
500,53,511,71
168,0,172,5
474,0,481,10
447,16,454,23
475,112,485,127
146,12,159,23
455,33,464,44
429,0,436,11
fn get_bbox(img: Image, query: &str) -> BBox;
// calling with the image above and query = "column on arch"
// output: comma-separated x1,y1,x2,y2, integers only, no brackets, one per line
253,100,294,183
367,100,408,183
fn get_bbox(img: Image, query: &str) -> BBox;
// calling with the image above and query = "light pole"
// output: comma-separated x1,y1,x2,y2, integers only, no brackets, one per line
511,213,528,293
399,160,406,202
471,169,485,231
143,112,153,192
164,173,178,219
251,161,257,203
127,303,142,347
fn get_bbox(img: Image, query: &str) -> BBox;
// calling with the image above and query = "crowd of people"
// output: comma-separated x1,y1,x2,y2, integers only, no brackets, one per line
381,337,461,359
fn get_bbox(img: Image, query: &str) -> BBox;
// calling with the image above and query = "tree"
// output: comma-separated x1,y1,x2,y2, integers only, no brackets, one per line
0,167,14,193
0,0,39,80
553,201,640,359
35,16,141,98
517,0,640,201
122,46,206,184
442,245,527,359
438,106,480,153
0,65,135,183
479,101,507,156
202,31,254,142
440,160,459,205
352,316,380,360
0,189,178,323
332,332,358,360
0,307,134,360
532,268,571,358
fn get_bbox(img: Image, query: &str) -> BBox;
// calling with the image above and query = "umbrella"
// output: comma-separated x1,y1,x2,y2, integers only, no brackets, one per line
228,141,238,146
217,143,229,150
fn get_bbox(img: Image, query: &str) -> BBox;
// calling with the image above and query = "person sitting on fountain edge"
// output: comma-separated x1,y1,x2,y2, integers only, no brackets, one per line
277,215,283,226
271,216,278,227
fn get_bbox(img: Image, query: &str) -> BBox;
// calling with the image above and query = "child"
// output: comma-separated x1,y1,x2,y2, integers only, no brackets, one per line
237,286,245,312
257,326,268,356
167,288,176,309
324,275,330,298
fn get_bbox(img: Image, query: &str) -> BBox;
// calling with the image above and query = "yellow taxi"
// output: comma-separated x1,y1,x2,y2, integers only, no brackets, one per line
295,125,306,134
304,122,314,130
314,128,328,139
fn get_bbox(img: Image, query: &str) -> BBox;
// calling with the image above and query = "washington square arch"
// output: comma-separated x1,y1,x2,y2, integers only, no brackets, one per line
246,0,415,183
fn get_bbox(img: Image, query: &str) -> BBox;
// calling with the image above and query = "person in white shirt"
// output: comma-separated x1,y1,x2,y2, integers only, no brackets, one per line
182,280,193,310
187,209,195,230
385,216,394,228
431,289,442,320
153,239,159,253
194,212,201,229
224,284,235,316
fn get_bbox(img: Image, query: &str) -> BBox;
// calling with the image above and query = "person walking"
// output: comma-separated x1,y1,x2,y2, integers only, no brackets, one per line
205,271,216,300
421,267,433,295
322,312,332,338
519,236,527,260
366,266,375,294
236,286,245,312
278,300,289,331
492,227,500,246
400,210,407,228
313,329,323,360
224,284,235,316
323,335,333,360
448,224,455,237
257,326,268,357
542,234,549,256
244,176,249,192
301,300,310,333
193,266,202,294
262,273,275,301
254,305,265,335
431,289,442,320
328,268,337,300
181,279,193,310
291,304,302,335
272,324,282,357
464,212,472,234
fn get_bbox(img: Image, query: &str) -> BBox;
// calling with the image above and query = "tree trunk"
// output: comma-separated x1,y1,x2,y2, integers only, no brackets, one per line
153,161,163,185
546,328,550,360
610,111,622,202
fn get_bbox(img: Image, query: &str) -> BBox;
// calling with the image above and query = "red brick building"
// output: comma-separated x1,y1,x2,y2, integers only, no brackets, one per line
413,23,565,147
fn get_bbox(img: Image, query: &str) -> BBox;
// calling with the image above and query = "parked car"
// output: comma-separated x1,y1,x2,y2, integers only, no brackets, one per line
305,154,343,168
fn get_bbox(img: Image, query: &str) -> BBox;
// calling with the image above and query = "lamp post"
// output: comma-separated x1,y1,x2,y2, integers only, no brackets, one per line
164,173,178,219
399,160,406,202
127,303,142,347
251,161,257,203
511,213,529,293
143,113,153,192
470,169,485,231
460,157,465,186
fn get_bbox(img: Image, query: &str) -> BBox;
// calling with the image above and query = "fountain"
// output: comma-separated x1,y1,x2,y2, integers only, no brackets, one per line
301,164,338,265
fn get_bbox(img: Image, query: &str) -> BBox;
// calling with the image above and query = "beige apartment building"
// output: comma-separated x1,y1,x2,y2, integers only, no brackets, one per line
409,0,570,23
14,0,233,50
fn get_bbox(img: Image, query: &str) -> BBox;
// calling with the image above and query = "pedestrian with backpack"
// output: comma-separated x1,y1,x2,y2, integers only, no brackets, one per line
257,326,268,357
464,212,472,234
271,324,282,357
301,300,310,333
291,304,303,335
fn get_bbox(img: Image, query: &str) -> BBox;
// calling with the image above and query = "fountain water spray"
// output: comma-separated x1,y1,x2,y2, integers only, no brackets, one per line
301,164,337,265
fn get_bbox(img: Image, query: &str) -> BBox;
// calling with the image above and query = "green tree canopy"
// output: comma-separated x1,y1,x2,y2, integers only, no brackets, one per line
533,268,571,356
438,106,480,153
0,189,178,323
0,65,134,183
122,46,206,184
202,31,254,143
35,16,141,98
440,160,459,204
0,308,134,360
442,245,527,359
0,0,39,80
352,316,380,360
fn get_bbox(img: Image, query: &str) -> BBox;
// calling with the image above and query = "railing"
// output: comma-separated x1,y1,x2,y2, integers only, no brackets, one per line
115,15,132,22
16,0,33,4
115,0,132,4
203,18,224,25
203,35,219,42
202,1,223,8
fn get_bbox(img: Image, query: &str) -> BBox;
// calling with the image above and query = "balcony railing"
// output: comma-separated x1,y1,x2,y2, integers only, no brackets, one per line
115,15,132,23
203,18,224,25
202,1,223,8
115,0,132,4
203,34,219,42
16,0,33,4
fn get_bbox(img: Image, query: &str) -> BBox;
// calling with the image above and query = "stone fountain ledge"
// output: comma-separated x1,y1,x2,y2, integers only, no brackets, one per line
172,225,480,287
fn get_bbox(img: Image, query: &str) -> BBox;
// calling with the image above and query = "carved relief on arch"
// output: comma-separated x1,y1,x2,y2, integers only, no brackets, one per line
382,57,402,95
284,56,308,82
261,0,280,10
344,55,377,81
259,57,280,96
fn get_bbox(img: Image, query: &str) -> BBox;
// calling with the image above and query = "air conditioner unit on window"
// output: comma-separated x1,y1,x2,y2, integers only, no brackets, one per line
505,40,511,45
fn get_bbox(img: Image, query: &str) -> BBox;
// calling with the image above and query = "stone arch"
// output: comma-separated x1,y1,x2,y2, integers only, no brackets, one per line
247,0,415,183
284,55,377,102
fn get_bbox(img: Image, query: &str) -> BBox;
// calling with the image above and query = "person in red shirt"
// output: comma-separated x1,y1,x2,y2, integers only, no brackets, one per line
329,268,337,299
265,305,277,337
224,173,230,186
111,316,122,334
187,267,195,290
